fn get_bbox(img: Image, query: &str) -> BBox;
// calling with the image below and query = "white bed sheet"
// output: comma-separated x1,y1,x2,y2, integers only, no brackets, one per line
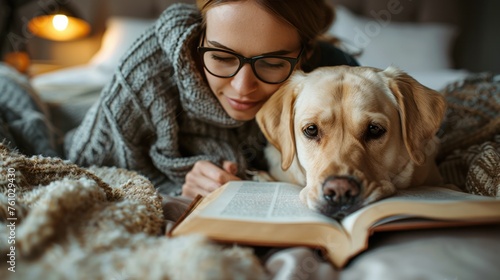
31,64,110,98
31,65,109,133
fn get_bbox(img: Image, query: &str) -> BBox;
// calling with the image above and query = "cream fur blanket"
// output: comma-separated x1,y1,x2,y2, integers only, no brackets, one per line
0,144,266,280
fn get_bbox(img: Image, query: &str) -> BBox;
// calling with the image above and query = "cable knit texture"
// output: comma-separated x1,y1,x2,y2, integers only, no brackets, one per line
65,4,266,195
0,63,59,157
0,144,266,280
437,73,500,197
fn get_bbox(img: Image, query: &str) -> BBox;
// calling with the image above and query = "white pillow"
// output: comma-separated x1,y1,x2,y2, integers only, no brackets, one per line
328,6,457,71
90,17,155,71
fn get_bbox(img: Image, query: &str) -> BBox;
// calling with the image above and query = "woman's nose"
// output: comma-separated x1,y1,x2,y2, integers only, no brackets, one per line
230,64,258,96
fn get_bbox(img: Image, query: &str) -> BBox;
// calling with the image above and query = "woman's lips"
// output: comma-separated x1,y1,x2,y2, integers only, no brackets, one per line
226,97,260,111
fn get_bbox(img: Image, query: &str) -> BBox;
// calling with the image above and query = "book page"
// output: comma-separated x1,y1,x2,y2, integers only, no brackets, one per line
389,186,498,201
341,186,500,233
200,181,337,225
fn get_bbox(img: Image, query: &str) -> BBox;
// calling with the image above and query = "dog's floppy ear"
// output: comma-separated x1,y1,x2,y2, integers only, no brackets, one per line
256,71,305,170
383,66,446,165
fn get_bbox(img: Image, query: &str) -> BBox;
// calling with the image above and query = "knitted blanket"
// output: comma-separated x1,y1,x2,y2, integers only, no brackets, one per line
0,63,59,157
437,73,500,197
0,145,266,280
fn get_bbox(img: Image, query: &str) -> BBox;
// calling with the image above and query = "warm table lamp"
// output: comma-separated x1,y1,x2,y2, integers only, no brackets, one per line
27,4,91,41
1,0,90,73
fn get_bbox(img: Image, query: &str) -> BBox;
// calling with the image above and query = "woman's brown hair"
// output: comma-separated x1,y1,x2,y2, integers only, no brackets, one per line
196,0,337,63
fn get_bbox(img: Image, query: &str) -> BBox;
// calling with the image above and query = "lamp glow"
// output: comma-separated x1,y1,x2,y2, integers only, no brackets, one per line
52,15,69,31
27,7,90,41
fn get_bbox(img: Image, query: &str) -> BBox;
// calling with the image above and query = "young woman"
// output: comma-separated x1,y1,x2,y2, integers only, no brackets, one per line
65,0,358,198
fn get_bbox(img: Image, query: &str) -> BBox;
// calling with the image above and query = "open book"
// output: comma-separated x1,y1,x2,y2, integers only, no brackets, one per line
168,181,500,268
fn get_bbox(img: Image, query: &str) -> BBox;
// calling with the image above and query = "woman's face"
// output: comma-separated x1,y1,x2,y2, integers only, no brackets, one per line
202,1,301,121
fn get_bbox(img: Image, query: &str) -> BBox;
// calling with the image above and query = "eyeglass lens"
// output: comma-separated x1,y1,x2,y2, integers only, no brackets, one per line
202,50,293,84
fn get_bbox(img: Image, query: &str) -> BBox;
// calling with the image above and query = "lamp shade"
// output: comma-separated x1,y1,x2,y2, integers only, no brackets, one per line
27,5,90,41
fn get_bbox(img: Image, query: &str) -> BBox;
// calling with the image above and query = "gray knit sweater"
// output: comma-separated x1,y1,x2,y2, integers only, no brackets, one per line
65,3,359,195
65,4,266,195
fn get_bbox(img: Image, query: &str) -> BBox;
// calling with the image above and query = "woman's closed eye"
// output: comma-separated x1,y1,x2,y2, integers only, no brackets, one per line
210,53,238,64
258,58,287,69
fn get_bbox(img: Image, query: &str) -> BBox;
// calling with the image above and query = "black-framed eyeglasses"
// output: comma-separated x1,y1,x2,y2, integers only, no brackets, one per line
198,34,303,84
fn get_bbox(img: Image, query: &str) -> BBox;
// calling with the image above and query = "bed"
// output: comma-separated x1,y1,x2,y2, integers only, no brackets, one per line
1,0,499,279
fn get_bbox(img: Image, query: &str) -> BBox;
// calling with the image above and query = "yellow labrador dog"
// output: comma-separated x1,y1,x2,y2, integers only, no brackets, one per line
256,66,446,219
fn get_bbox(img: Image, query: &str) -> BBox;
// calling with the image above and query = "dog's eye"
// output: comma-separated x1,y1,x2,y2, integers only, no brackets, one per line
365,123,386,140
303,124,319,139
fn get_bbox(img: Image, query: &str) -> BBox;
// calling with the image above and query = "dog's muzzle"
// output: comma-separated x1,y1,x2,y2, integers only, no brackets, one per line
321,175,362,220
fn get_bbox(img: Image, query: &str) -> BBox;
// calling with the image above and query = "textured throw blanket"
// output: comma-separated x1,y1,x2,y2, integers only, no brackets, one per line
437,73,500,197
0,145,266,280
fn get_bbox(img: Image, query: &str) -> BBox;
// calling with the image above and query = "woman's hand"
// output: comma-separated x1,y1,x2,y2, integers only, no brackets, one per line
182,160,241,198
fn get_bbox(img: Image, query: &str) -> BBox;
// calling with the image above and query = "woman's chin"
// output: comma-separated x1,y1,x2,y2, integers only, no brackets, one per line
225,105,262,121
229,112,256,121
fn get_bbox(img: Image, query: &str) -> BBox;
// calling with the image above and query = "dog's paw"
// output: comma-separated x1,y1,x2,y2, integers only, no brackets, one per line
246,169,276,182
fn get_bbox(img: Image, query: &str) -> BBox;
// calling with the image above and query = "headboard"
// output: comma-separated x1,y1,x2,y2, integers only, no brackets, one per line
328,0,462,25
326,0,499,73
23,0,500,72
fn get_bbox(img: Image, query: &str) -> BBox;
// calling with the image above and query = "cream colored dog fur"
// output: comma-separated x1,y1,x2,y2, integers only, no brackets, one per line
256,66,446,218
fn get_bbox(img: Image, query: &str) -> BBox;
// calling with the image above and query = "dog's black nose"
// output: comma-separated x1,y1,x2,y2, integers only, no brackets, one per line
322,176,361,219
323,176,360,203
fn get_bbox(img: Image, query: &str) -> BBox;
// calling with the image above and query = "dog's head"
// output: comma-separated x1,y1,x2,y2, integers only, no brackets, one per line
256,66,446,219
